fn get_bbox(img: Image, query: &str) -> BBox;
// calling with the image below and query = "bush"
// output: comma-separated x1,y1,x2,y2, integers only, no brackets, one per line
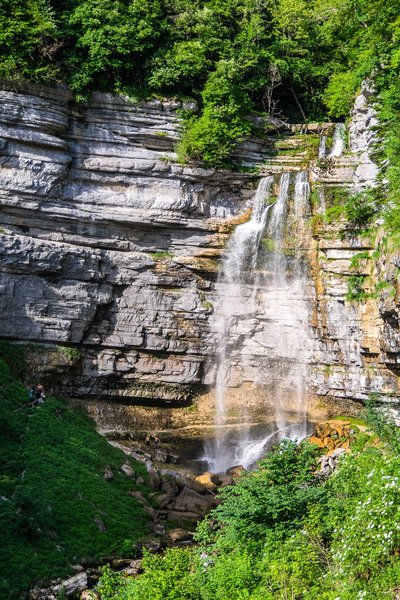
345,189,381,229
177,61,252,168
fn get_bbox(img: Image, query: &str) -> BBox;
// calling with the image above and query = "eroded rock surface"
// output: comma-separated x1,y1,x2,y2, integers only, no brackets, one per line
1,81,399,445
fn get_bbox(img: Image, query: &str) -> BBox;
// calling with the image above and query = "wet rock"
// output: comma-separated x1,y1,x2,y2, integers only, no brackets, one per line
225,465,245,478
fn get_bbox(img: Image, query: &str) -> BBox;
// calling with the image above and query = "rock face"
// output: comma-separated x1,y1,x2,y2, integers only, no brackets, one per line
0,80,399,445
0,81,256,405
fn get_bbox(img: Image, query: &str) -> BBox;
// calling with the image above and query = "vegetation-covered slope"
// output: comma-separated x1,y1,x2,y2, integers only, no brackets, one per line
0,0,399,169
0,346,151,599
96,416,400,599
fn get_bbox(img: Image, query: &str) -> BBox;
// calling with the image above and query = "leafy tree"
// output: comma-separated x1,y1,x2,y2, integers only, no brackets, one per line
0,0,59,81
62,0,167,96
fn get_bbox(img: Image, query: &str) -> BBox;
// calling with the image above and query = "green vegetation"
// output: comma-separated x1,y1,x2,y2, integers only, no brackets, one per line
0,0,398,176
0,352,151,599
149,250,174,260
96,412,400,599
345,188,382,229
346,274,369,301
57,345,82,361
349,250,371,271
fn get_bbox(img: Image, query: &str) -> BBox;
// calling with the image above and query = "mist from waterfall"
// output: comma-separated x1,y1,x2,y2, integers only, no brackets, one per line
204,172,313,473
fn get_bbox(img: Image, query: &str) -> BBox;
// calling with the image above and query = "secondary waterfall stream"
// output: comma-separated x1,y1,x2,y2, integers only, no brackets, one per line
205,172,313,473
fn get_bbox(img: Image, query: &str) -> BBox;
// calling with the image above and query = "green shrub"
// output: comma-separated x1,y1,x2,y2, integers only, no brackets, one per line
177,61,252,168
346,274,368,301
345,189,381,229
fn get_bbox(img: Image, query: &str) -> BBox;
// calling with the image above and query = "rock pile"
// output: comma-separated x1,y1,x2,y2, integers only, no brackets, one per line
308,419,354,453
308,419,359,476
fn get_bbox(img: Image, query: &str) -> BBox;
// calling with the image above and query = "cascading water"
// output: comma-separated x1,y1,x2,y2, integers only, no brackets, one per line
329,123,346,157
205,176,274,473
205,171,314,473
319,135,327,158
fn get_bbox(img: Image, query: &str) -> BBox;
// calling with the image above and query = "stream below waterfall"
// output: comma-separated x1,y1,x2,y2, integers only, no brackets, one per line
203,171,315,473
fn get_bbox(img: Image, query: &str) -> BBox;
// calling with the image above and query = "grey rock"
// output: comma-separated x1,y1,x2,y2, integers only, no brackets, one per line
1,80,399,448
120,462,134,478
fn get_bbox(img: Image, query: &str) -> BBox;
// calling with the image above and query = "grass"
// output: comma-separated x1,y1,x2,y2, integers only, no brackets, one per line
0,355,151,599
57,345,82,361
148,250,174,260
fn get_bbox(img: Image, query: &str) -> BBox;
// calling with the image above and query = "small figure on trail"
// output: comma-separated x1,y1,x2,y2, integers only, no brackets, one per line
154,434,160,447
28,385,36,403
35,384,45,405
145,433,151,446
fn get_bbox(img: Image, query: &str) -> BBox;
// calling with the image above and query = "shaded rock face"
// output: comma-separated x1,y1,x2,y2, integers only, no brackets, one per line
0,80,399,439
0,82,257,404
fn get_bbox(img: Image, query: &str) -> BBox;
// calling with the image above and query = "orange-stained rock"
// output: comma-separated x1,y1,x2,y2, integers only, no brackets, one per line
195,472,218,492
308,436,325,448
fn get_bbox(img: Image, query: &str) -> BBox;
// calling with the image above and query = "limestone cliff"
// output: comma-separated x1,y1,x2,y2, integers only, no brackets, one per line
0,81,257,406
0,81,399,443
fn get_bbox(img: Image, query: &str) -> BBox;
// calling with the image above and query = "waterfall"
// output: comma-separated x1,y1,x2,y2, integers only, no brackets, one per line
204,171,313,473
319,135,327,158
207,176,274,473
329,123,346,157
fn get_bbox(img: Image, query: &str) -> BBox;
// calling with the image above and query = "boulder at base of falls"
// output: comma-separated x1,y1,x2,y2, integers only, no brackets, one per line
170,487,217,516
195,471,221,492
225,465,246,478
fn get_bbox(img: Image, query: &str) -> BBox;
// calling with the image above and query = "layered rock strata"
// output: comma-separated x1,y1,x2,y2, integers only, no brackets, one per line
0,81,399,446
0,82,258,405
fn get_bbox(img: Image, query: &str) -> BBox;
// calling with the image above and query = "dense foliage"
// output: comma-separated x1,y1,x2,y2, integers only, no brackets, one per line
0,346,151,599
0,0,399,172
97,422,400,599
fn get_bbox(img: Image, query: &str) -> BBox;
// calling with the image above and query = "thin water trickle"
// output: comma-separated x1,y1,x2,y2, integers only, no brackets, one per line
329,123,346,157
319,135,327,159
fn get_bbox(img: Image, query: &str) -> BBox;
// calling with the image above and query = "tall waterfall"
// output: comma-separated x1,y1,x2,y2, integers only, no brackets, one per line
205,172,313,473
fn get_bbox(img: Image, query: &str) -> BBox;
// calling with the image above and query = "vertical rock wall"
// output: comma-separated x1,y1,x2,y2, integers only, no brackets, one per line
0,81,399,444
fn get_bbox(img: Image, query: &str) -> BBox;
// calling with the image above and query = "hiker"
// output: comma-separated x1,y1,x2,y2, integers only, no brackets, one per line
154,434,160,447
35,384,45,405
145,433,151,446
28,385,36,403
